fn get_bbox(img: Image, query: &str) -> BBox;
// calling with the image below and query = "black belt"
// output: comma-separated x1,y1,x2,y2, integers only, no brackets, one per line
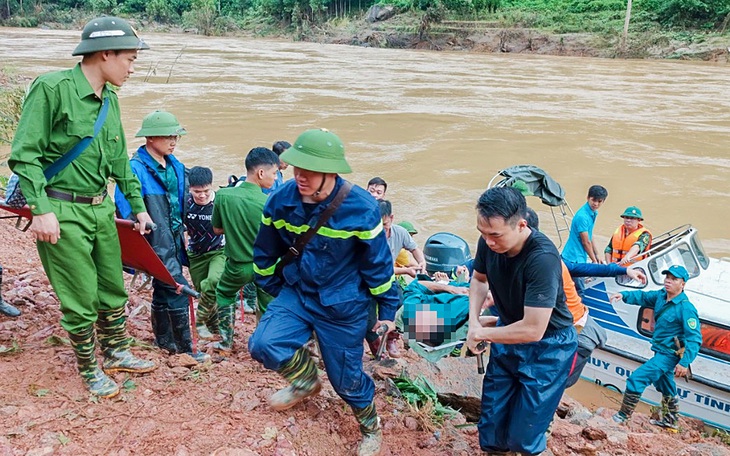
46,189,107,205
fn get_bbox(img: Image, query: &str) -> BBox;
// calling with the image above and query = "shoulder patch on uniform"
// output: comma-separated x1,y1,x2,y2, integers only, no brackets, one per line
687,318,697,330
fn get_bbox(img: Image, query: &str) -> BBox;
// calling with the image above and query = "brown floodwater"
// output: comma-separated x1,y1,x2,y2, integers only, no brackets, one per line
1,26,728,414
2,27,729,257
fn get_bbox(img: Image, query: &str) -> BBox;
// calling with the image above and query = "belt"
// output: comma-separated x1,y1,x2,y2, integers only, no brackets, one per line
46,189,108,205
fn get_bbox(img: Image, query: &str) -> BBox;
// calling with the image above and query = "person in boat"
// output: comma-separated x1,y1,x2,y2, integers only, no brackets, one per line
605,206,652,265
211,147,280,353
0,265,21,317
562,184,608,267
115,110,208,364
366,176,388,200
8,16,156,398
366,200,427,358
466,187,577,456
524,207,647,388
249,128,399,456
183,166,226,340
610,264,702,430
264,140,291,196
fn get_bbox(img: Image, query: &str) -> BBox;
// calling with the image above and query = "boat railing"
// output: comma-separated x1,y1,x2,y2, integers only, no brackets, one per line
644,224,693,258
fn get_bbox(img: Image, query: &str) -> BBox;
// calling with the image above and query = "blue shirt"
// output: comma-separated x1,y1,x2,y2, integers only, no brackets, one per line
562,202,597,264
620,289,702,368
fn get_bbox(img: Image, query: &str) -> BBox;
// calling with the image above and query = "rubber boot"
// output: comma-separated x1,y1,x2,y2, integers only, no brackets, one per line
68,326,119,398
242,283,257,314
211,303,235,354
366,337,381,359
196,292,217,339
169,307,211,363
270,347,322,411
97,307,157,374
0,265,21,318
353,402,383,456
151,304,177,353
612,391,641,424
651,395,679,431
386,332,401,358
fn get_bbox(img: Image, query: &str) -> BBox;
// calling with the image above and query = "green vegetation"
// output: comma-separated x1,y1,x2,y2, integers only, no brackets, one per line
393,374,458,429
1,0,728,35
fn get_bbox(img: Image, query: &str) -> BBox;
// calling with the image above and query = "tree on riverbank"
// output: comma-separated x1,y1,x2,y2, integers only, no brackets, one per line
1,0,729,35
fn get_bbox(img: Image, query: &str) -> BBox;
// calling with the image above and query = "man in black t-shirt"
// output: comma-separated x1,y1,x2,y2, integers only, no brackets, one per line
466,186,577,456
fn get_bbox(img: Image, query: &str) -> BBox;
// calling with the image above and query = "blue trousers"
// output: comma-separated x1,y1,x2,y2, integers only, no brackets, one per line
626,351,679,397
248,286,374,408
479,326,577,455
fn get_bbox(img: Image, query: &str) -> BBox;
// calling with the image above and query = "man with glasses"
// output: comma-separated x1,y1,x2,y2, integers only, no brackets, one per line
605,206,652,265
116,110,208,363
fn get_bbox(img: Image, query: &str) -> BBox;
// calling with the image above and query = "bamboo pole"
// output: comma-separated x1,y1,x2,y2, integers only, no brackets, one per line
621,0,633,54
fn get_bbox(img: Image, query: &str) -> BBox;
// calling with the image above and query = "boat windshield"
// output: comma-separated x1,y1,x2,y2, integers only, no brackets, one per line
647,243,700,285
690,232,711,269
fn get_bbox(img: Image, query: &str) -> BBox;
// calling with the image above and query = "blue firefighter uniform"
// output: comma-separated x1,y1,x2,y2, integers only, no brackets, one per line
619,288,702,397
249,175,399,408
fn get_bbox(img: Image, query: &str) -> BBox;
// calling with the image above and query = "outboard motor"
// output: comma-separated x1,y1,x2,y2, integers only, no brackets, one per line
423,232,471,276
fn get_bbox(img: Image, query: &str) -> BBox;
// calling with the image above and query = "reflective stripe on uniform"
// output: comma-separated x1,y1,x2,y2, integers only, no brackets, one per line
370,275,395,296
261,216,383,241
254,261,278,277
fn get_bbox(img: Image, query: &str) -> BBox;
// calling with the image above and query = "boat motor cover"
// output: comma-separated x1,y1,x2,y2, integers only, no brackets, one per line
494,165,566,207
423,232,472,275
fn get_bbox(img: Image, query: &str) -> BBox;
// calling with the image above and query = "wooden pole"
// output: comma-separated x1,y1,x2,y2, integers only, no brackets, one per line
621,0,633,54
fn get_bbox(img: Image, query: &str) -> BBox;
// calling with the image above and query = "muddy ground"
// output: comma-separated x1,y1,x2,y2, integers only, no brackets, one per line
1,215,729,455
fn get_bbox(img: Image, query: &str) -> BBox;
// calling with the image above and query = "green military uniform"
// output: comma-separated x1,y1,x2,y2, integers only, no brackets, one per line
211,181,272,350
7,17,155,398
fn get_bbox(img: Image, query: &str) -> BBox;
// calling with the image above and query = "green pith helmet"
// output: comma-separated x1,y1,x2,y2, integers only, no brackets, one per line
72,16,149,56
620,206,643,220
135,110,187,137
398,221,418,235
279,128,352,174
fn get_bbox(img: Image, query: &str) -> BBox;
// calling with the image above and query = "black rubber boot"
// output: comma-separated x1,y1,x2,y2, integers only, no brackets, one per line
151,304,177,353
169,307,210,363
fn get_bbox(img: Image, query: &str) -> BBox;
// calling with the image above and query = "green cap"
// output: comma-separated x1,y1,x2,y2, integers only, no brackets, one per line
72,17,149,56
397,221,418,235
662,265,690,282
279,129,352,174
620,206,643,220
135,110,187,137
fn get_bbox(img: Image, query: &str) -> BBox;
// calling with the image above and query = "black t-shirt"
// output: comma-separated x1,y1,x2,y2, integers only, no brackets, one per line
473,230,574,334
184,194,225,256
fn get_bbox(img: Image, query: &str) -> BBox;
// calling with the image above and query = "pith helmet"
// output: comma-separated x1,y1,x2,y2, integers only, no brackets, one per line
279,128,352,174
72,16,149,56
135,110,187,137
620,206,643,220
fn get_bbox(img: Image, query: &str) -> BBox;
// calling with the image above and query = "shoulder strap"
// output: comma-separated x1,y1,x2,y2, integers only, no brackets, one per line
274,181,353,277
43,96,110,180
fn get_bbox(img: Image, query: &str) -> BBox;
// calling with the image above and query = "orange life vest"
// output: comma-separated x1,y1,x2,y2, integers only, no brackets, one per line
561,262,587,324
609,224,652,264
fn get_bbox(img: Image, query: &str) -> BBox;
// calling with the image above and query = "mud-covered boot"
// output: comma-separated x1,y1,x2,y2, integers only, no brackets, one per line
151,304,177,353
270,347,322,411
366,336,381,359
68,326,119,398
97,307,157,374
169,307,211,363
211,303,235,354
196,291,217,339
651,395,680,431
353,402,383,456
0,265,21,318
386,332,401,358
612,391,641,424
242,282,257,314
